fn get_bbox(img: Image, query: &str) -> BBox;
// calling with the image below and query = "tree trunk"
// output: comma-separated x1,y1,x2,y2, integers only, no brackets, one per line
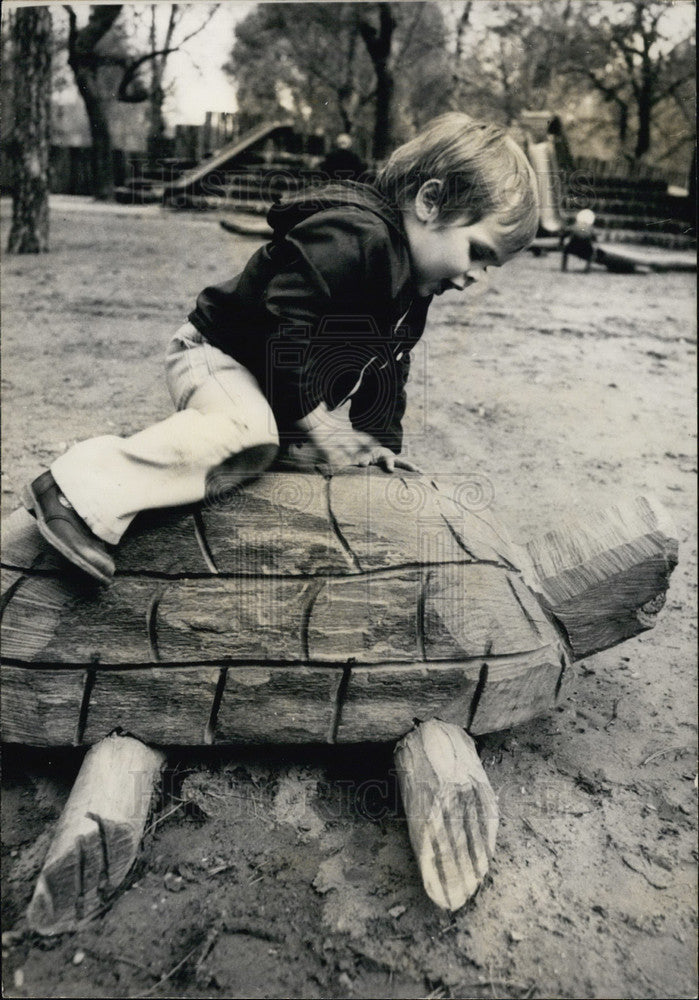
635,79,653,159
617,99,629,147
358,3,396,162
146,5,168,164
72,66,115,201
6,7,52,254
65,4,122,201
146,84,167,162
373,64,394,161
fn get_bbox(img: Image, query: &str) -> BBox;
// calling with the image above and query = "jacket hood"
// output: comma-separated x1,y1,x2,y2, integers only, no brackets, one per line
266,181,407,244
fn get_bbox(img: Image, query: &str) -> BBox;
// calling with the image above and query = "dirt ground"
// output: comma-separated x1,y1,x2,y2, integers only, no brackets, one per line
1,196,697,1000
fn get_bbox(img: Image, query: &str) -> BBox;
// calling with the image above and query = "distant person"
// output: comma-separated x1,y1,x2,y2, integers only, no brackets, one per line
561,209,597,272
319,133,367,182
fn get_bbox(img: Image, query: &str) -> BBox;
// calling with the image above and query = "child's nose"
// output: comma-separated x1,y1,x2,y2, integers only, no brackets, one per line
467,259,489,276
452,267,489,291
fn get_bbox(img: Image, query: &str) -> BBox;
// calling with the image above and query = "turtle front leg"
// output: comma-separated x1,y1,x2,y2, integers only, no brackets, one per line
27,733,164,935
394,719,499,911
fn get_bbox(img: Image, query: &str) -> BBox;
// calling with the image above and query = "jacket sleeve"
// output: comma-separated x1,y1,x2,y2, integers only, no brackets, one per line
347,291,429,453
261,208,403,426
348,350,411,454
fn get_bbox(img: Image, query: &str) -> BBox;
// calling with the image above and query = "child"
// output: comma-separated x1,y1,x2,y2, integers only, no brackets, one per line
24,113,539,584
561,208,597,272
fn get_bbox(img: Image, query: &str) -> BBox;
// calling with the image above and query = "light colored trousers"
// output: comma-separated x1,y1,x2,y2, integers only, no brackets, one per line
51,323,279,544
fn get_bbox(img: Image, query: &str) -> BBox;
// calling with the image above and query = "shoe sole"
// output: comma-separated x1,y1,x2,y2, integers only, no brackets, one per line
22,484,115,585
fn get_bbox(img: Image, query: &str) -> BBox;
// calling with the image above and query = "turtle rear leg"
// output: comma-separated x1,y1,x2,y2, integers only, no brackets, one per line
394,719,498,911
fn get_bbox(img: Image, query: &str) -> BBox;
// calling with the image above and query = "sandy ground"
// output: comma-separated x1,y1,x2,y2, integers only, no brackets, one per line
1,197,697,999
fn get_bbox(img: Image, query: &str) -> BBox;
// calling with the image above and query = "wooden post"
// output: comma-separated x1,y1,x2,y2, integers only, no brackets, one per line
27,733,164,935
394,719,498,911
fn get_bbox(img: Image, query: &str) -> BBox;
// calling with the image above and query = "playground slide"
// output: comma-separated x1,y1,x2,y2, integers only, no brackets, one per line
164,119,294,198
528,140,564,235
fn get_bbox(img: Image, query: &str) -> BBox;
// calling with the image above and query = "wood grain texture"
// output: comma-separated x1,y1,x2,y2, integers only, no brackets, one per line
524,495,678,658
2,574,157,664
215,664,345,743
329,468,473,570
155,578,315,662
1,473,677,747
200,473,357,575
1,566,558,669
0,651,566,746
333,662,482,743
26,734,164,935
1,665,87,745
82,666,221,745
394,720,499,910
424,565,559,659
308,571,423,662
116,507,210,574
429,475,521,567
0,507,64,573
468,648,566,736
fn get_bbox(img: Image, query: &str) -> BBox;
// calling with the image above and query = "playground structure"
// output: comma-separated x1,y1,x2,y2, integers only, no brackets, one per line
116,120,331,212
112,111,696,269
518,110,696,271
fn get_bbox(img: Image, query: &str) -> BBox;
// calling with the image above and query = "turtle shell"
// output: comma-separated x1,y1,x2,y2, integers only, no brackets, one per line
1,469,570,747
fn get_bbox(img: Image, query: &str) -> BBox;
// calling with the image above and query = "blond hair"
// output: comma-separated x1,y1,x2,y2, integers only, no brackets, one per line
376,113,539,255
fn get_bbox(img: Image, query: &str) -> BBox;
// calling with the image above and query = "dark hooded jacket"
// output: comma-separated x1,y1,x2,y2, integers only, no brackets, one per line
188,182,431,453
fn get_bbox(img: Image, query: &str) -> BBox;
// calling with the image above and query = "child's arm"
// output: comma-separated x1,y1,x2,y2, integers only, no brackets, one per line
348,350,414,462
296,403,421,473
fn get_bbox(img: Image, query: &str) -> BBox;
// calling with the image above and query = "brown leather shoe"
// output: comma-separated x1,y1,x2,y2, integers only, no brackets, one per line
22,471,115,584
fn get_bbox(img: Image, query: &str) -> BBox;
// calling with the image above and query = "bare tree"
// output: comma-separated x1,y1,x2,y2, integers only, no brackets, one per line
63,3,220,199
7,6,52,253
449,0,694,168
123,4,219,161
228,4,378,140
572,0,696,160
450,1,583,125
64,5,123,200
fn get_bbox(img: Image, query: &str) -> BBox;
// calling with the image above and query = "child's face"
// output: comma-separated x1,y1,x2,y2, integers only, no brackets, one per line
404,185,516,298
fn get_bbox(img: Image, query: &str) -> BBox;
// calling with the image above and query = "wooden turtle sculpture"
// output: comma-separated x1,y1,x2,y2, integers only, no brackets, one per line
1,467,678,933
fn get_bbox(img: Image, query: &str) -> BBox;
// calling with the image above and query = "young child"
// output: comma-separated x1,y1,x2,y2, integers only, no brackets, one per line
24,113,539,584
561,208,597,272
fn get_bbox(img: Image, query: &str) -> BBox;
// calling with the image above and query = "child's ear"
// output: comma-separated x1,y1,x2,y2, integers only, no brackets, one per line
414,179,443,223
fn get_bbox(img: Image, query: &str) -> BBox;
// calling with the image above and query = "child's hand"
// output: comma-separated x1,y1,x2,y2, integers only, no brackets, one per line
354,445,422,474
295,404,422,474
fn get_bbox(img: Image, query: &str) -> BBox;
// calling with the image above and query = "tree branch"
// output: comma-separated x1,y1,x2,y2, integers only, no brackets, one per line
651,71,695,106
454,1,473,62
393,3,425,69
116,47,178,102
583,67,629,112
177,4,220,47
